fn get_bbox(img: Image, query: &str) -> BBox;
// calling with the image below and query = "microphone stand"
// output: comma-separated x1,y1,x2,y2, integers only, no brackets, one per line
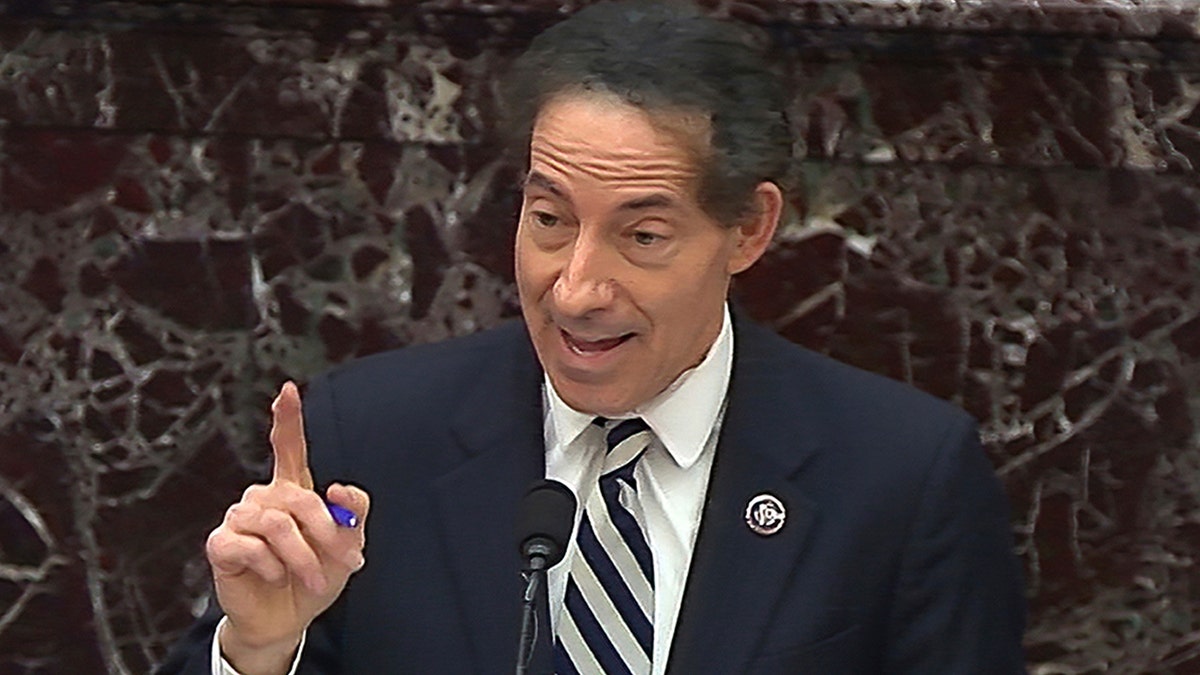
514,480,574,674
516,541,552,675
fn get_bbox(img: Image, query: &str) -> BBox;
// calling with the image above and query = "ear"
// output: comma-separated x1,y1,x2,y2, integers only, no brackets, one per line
727,181,783,275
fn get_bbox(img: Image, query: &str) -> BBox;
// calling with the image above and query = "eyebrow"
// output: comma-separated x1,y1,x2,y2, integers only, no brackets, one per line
522,171,679,213
616,193,676,212
522,172,571,206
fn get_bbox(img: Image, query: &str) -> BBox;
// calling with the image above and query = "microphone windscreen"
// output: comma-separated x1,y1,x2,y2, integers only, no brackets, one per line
516,479,577,566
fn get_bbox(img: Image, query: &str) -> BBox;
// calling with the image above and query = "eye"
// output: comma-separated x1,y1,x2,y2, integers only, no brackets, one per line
533,211,560,228
633,230,663,246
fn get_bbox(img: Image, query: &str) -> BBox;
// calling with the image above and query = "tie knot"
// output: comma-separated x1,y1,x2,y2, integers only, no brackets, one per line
603,417,650,450
596,417,652,475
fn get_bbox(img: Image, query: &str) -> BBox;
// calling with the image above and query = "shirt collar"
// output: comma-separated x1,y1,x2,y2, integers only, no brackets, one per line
544,304,733,470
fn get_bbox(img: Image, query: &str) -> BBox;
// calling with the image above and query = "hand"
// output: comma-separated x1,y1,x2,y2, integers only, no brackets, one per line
205,381,370,675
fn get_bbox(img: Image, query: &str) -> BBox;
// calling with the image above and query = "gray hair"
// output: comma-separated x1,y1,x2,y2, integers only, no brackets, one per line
500,0,792,225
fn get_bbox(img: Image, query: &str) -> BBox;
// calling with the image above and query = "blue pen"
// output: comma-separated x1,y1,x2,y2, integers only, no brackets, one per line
326,502,359,528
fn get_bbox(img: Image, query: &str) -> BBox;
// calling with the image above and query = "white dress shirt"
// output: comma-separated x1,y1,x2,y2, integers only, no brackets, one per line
215,306,732,675
544,305,731,674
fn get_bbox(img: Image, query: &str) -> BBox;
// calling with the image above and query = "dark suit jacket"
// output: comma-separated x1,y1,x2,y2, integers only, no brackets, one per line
160,317,1026,674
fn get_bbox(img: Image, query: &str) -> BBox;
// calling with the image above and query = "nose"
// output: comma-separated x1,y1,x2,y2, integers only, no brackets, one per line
553,230,616,318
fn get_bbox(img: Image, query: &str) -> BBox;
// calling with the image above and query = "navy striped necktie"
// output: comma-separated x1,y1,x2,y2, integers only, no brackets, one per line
554,418,656,675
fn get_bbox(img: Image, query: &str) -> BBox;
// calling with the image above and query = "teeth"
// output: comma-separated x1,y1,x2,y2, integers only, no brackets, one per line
564,333,624,355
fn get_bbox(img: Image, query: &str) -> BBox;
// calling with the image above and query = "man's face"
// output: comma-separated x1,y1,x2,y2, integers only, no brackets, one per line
515,94,760,416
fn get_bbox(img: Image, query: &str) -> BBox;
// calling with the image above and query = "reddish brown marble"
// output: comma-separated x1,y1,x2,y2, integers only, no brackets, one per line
0,1,1197,672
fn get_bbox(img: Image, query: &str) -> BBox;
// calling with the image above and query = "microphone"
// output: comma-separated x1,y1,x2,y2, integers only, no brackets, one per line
514,480,576,675
517,480,576,569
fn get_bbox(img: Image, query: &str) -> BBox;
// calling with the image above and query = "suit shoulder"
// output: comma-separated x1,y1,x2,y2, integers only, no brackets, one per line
738,319,974,434
802,346,968,424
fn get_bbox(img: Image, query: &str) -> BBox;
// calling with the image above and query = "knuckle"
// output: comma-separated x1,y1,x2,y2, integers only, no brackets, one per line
342,547,366,572
205,530,226,557
206,530,241,564
241,483,268,501
225,502,256,526
259,509,294,537
255,553,283,578
281,486,316,512
263,568,287,587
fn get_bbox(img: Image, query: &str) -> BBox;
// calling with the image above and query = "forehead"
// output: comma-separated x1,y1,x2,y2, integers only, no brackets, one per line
527,94,710,195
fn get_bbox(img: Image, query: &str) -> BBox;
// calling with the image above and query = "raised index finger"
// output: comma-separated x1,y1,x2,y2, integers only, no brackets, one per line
270,381,314,489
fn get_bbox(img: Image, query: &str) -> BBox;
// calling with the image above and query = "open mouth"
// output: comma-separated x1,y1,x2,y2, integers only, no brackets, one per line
562,330,635,355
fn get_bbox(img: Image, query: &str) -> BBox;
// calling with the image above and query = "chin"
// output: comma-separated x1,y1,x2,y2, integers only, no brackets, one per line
554,381,632,417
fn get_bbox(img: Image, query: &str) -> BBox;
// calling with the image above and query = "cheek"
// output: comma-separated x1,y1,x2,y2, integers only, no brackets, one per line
671,256,729,302
644,264,729,340
513,224,534,283
514,234,555,299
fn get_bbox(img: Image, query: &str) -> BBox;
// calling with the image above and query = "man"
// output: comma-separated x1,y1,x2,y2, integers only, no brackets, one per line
160,2,1026,673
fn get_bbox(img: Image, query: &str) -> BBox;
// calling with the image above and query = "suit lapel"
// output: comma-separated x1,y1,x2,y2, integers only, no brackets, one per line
427,318,827,673
431,325,551,673
667,320,824,674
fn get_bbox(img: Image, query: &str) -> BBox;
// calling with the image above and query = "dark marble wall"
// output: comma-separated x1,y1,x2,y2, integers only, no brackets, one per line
1,1,1197,672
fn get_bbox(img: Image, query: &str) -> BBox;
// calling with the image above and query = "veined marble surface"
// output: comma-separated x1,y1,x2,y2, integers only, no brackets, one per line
0,1,1197,672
